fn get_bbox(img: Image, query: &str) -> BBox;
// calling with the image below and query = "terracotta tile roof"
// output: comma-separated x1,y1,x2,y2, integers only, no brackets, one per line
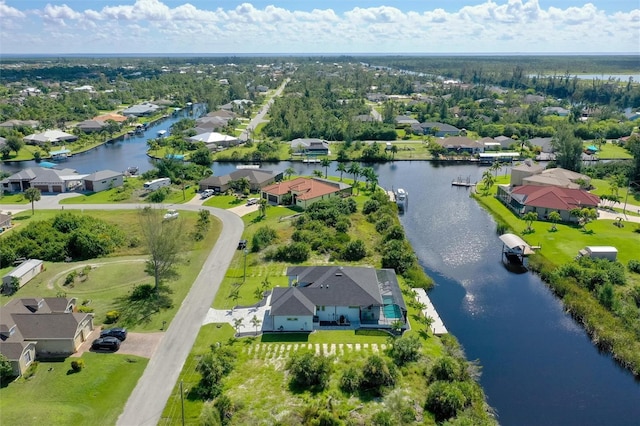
511,185,600,211
262,177,340,200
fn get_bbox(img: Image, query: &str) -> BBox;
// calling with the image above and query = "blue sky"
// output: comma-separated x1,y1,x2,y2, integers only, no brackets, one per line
1,1,638,54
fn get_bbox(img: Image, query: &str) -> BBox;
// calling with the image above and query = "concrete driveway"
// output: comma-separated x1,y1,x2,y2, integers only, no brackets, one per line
71,328,164,359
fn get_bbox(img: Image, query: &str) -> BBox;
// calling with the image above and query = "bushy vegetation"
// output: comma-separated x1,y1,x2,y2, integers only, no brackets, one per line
286,352,332,392
193,344,236,400
251,226,277,252
0,212,125,263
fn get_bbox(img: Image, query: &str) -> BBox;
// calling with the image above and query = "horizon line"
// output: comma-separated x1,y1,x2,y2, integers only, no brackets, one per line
1,52,638,57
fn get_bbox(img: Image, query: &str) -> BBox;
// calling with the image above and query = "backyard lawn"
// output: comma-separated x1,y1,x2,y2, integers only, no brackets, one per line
0,353,148,426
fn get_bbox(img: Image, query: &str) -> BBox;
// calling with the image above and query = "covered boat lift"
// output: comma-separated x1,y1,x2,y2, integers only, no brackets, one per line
499,233,535,265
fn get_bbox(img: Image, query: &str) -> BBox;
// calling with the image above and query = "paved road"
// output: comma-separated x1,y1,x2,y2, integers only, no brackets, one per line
0,198,244,426
239,77,290,142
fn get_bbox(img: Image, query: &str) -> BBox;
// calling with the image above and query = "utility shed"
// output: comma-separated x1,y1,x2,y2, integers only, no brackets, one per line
2,259,44,293
578,246,618,261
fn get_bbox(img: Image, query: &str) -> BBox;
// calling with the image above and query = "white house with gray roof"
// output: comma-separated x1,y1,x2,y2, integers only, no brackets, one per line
83,170,123,192
268,266,407,332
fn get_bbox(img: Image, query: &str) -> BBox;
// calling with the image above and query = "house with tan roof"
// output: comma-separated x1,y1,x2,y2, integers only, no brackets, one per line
199,169,282,193
93,113,127,123
261,177,351,209
0,297,94,376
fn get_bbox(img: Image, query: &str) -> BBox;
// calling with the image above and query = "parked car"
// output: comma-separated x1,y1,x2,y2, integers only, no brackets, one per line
237,239,247,250
100,327,127,341
163,209,179,220
246,198,259,206
201,189,215,199
91,336,121,351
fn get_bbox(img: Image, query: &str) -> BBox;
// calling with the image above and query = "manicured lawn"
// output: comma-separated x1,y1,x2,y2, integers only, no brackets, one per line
474,191,639,265
584,142,633,159
0,353,148,426
203,193,254,209
0,193,29,204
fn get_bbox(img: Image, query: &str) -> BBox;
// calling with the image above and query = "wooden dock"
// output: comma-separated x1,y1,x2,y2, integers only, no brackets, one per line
412,288,448,335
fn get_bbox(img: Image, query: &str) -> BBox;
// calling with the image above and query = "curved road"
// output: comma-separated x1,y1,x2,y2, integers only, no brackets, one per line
0,200,244,426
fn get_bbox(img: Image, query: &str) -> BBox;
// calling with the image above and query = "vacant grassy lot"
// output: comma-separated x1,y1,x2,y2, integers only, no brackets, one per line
583,141,633,159
0,209,222,332
0,353,148,426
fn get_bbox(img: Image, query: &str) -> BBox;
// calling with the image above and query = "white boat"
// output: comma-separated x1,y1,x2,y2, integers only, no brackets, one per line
395,188,408,211
157,130,167,137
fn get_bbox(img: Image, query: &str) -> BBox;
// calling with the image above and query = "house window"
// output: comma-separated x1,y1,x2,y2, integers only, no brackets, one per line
321,306,325,311
286,317,298,321
23,351,31,365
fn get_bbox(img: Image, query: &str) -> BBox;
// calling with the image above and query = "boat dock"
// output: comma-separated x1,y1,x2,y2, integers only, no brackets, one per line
451,176,474,187
412,288,448,335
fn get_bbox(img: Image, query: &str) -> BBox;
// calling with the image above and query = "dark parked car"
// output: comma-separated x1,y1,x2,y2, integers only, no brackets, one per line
91,336,121,351
100,327,127,341
237,239,247,250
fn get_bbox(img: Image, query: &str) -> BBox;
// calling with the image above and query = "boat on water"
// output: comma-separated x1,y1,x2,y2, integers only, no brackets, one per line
395,188,408,211
157,129,167,137
127,166,139,175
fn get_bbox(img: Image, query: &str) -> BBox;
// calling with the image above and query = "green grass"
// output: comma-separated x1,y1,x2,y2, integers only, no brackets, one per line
1,210,223,332
61,178,198,205
584,142,633,159
0,353,148,426
0,193,30,204
203,194,253,209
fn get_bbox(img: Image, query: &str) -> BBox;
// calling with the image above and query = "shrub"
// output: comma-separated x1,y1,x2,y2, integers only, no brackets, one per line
77,306,94,313
286,352,332,391
363,199,380,214
334,217,350,233
384,225,405,241
360,355,397,395
388,335,422,366
105,310,120,324
628,260,640,274
64,271,77,286
252,226,277,252
0,354,14,383
130,284,155,301
424,381,468,423
147,187,170,203
429,356,467,383
340,366,361,393
375,215,394,233
270,242,310,263
342,239,367,261
70,359,85,372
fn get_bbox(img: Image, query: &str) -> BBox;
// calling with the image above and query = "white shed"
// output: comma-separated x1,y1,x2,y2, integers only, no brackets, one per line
2,259,44,293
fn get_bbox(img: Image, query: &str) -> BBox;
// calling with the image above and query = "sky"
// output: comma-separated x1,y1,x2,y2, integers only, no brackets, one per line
0,0,638,55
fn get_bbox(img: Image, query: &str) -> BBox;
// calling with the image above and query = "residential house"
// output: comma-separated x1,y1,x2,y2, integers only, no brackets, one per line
261,177,351,209
188,132,239,149
481,137,501,151
366,93,388,103
520,167,591,189
0,119,39,129
93,113,127,123
394,115,419,126
0,297,94,376
542,106,570,116
510,161,546,186
494,135,517,149
411,122,461,137
83,170,124,192
122,102,160,117
353,114,376,122
76,120,106,133
220,99,252,111
290,138,330,156
268,266,407,332
523,94,545,104
23,130,77,145
2,259,44,294
199,169,283,193
529,137,555,160
497,185,599,222
194,116,230,133
1,167,85,193
434,136,483,154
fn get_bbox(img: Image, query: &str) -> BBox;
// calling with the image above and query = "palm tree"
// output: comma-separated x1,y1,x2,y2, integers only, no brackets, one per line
389,144,398,160
336,162,347,181
548,211,562,232
320,157,331,179
233,318,244,335
284,167,295,180
362,167,378,191
250,315,262,335
24,187,41,215
523,211,538,232
482,170,495,191
312,169,323,178
258,198,268,217
347,162,362,186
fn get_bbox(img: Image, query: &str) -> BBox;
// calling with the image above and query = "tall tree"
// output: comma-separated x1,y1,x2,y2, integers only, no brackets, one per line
6,135,24,156
551,125,583,172
320,157,331,179
284,167,295,180
347,162,362,186
336,162,347,181
24,187,41,215
138,207,186,293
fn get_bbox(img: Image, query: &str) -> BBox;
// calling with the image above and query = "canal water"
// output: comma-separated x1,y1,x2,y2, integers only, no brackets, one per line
2,119,640,425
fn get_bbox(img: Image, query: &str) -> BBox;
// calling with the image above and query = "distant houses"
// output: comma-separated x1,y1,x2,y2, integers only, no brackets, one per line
1,167,123,194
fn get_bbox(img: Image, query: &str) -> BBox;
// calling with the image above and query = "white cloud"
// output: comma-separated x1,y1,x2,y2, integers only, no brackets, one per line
1,1,639,54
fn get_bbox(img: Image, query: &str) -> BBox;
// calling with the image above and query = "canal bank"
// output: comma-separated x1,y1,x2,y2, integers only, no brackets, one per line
2,152,639,424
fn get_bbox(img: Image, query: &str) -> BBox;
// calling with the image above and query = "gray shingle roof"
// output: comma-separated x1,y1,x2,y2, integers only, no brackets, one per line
270,287,316,316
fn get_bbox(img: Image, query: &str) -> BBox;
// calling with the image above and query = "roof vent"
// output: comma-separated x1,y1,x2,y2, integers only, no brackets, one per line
320,285,323,288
